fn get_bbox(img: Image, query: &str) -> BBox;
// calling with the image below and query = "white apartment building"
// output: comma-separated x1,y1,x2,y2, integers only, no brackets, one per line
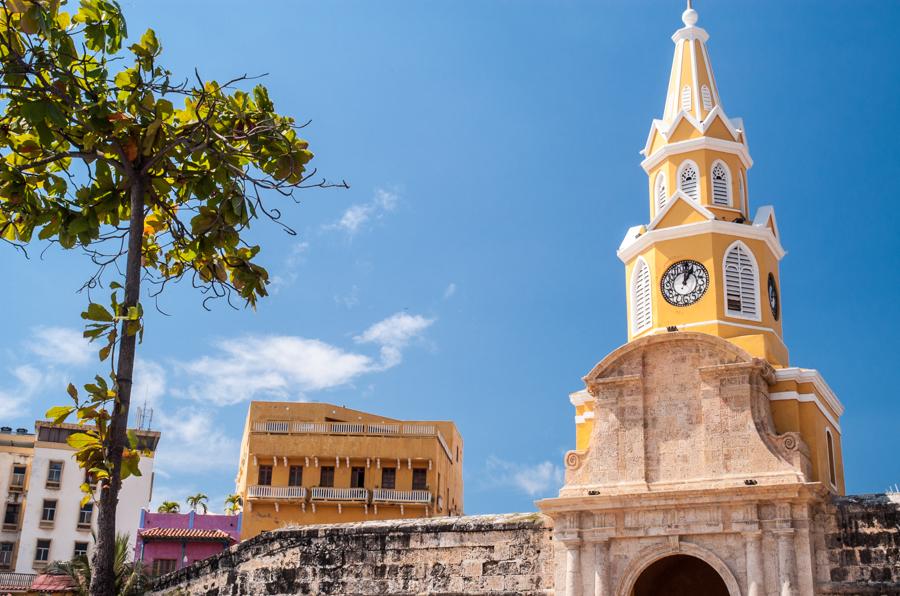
1,422,159,574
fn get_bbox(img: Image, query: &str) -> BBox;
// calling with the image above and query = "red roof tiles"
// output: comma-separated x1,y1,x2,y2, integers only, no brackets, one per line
139,527,235,542
30,574,77,592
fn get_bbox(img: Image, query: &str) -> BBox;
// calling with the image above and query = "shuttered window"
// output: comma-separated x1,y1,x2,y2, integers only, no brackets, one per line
826,430,837,486
678,162,699,201
680,86,692,112
724,242,758,319
711,161,731,206
701,85,713,111
631,258,652,334
655,172,667,212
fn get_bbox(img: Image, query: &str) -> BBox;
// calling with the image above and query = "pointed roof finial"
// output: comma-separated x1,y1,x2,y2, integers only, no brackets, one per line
682,0,698,27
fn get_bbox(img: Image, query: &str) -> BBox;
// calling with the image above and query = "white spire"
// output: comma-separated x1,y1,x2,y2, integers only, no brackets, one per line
682,0,698,27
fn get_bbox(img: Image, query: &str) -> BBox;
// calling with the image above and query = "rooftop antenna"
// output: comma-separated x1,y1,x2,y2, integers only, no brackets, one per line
136,399,154,430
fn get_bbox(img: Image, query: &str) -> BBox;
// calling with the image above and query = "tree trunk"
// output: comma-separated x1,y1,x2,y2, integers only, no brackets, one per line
90,176,146,596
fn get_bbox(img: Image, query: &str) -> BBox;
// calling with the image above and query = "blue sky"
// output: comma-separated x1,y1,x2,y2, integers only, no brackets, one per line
2,0,899,515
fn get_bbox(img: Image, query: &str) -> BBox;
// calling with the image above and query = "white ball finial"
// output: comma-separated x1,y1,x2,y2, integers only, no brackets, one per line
682,7,698,27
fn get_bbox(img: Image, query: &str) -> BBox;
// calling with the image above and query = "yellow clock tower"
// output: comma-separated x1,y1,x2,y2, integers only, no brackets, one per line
541,7,849,593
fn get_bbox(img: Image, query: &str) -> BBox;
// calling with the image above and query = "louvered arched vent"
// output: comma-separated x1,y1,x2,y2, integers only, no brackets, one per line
631,258,652,334
678,162,699,201
680,86,691,112
655,172,667,213
724,242,759,319
739,171,746,212
711,161,731,206
701,85,713,111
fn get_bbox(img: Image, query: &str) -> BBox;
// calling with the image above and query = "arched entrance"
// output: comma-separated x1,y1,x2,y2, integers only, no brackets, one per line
632,554,729,596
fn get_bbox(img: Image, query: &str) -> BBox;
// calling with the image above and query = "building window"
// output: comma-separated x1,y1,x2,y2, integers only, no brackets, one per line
35,539,50,563
78,502,93,527
826,429,837,487
3,503,20,528
724,241,759,320
381,468,396,490
41,500,57,523
350,467,365,489
73,542,89,558
412,468,427,491
46,461,63,486
257,465,272,486
701,84,713,111
655,172,667,213
711,161,731,206
0,542,13,568
678,161,699,201
84,470,96,488
10,464,26,488
288,466,303,487
680,85,691,112
152,559,178,577
740,170,747,213
319,466,334,488
630,258,652,334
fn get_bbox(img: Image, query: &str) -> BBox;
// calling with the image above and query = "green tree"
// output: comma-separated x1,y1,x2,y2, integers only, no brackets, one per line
224,493,241,515
0,1,343,593
185,492,208,514
47,533,148,596
156,500,180,513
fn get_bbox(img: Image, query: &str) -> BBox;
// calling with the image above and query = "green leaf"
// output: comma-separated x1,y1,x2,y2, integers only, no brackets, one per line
45,405,75,424
67,432,100,450
98,345,111,361
82,302,113,322
67,383,78,400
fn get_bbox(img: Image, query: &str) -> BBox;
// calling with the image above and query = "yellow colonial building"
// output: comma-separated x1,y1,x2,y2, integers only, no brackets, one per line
236,402,463,540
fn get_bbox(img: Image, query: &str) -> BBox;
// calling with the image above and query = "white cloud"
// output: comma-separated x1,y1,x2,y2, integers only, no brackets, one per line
334,285,360,309
154,406,239,474
178,311,433,406
26,326,93,366
0,364,52,421
443,283,457,300
325,187,399,236
354,312,434,368
484,456,564,497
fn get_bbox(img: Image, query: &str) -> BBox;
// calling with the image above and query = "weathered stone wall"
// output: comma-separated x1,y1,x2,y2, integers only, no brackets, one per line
820,494,900,595
148,513,553,596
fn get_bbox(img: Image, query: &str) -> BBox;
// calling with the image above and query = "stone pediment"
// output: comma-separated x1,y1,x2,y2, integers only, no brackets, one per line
561,333,811,496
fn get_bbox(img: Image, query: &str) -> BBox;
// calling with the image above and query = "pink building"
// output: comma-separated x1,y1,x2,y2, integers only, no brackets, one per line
135,511,240,576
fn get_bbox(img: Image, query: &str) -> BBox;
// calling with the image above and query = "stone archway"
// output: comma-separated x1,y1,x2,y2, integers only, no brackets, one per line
617,542,742,596
632,555,729,596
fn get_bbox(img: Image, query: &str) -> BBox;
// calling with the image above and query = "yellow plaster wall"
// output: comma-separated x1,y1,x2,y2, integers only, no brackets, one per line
770,398,845,495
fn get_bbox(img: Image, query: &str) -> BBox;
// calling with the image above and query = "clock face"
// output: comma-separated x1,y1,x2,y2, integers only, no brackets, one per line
768,273,779,320
660,260,709,306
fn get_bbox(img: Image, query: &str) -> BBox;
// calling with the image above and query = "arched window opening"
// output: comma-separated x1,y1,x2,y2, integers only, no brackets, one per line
680,86,692,112
701,85,713,111
711,161,731,206
631,259,652,334
655,172,667,212
678,162,699,201
826,429,837,487
724,242,759,319
739,171,746,213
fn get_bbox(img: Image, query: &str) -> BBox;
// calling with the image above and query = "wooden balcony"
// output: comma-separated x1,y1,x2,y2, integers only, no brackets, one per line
372,489,431,504
247,485,307,500
310,487,368,502
251,421,452,460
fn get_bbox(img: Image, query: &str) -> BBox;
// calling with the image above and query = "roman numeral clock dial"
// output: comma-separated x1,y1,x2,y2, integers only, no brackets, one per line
660,260,709,306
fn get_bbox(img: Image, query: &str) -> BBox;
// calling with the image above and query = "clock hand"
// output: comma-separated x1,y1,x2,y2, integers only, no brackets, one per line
681,263,693,285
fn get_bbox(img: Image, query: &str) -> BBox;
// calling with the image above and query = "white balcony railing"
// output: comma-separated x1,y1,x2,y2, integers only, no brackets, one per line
372,489,431,504
0,572,35,588
253,420,454,461
310,487,368,501
252,421,290,434
247,485,307,499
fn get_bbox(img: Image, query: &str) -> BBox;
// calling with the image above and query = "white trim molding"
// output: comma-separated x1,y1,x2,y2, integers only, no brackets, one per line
647,191,714,231
618,219,786,264
641,134,753,173
723,239,762,322
630,319,789,357
773,367,845,417
752,205,780,241
569,389,591,407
